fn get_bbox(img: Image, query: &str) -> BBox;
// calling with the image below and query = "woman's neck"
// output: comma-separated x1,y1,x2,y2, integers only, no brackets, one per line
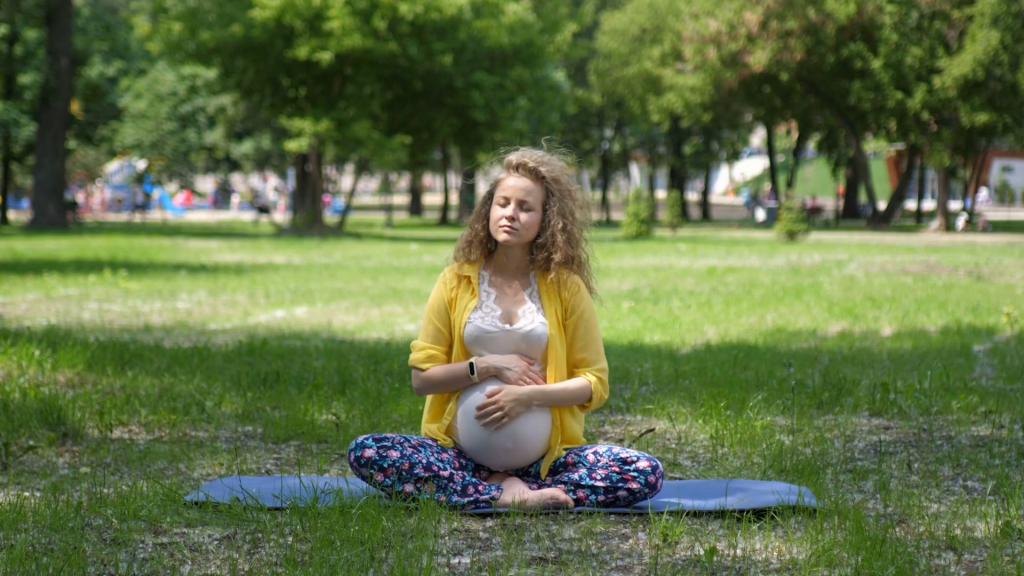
488,244,531,278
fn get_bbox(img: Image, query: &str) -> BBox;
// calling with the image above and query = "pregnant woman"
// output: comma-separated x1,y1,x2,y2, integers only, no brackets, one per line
348,149,663,510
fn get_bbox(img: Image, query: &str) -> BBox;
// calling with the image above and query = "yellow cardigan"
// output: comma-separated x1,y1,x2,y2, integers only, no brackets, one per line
408,260,609,478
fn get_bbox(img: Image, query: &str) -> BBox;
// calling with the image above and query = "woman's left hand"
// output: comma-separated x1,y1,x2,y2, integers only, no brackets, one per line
475,386,534,430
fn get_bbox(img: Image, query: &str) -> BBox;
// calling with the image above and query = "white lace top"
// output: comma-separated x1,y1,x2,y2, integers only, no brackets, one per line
453,268,553,471
463,268,548,362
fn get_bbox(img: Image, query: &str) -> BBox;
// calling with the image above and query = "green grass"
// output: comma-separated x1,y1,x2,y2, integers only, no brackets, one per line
743,156,894,201
2,218,1023,574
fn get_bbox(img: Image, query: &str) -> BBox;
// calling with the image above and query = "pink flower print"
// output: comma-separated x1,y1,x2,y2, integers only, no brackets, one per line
386,449,401,459
593,481,606,487
586,453,596,464
575,489,587,500
374,472,384,483
361,448,376,459
611,466,620,473
401,462,410,470
627,481,641,489
439,470,451,478
647,475,658,484
636,460,651,469
466,485,474,494
597,495,606,502
616,490,628,499
402,483,415,494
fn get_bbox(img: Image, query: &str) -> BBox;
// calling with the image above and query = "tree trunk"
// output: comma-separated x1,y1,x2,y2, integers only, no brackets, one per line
667,116,690,221
29,0,74,229
701,163,712,221
458,167,475,222
935,167,950,231
765,122,780,203
915,158,925,225
786,129,807,192
873,145,920,226
647,172,657,222
382,172,394,228
599,141,612,225
1,0,19,226
438,144,451,225
337,157,367,233
408,168,423,217
291,145,324,230
841,154,861,219
965,147,989,222
853,138,877,218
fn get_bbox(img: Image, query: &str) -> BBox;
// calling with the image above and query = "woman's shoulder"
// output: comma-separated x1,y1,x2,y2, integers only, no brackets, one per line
443,260,481,279
543,268,587,297
433,260,482,292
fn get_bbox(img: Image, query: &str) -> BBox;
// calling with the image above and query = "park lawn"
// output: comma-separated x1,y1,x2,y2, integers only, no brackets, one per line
1,219,1023,574
742,156,894,202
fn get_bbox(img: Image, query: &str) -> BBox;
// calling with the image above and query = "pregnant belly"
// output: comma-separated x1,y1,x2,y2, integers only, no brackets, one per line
455,378,552,471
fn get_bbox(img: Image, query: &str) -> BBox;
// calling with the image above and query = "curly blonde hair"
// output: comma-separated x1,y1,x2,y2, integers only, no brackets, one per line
453,148,595,295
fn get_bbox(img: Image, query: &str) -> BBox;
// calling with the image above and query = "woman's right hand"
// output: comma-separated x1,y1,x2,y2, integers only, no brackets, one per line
479,354,545,386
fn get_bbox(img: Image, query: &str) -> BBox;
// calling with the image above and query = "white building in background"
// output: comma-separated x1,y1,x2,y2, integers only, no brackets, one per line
984,152,1024,206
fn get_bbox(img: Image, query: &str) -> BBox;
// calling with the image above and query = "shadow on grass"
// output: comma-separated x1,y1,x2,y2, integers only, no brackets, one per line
0,220,277,240
0,258,263,277
2,321,1020,454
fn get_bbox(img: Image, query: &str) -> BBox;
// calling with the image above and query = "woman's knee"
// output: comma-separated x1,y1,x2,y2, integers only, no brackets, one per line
347,433,403,472
634,452,664,497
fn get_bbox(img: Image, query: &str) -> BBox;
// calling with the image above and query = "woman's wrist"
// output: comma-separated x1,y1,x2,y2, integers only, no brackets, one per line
475,355,495,380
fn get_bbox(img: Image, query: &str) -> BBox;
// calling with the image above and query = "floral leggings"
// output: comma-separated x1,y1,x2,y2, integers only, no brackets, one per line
347,434,664,510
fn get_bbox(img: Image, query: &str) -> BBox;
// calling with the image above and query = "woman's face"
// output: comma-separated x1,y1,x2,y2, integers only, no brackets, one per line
489,174,545,249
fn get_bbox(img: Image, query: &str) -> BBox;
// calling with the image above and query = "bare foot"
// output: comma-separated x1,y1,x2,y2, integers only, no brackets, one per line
493,475,574,510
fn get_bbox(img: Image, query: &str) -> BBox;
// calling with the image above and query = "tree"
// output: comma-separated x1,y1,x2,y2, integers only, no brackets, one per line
29,0,74,229
927,0,1024,229
147,0,364,230
115,63,234,179
0,0,42,225
593,0,752,224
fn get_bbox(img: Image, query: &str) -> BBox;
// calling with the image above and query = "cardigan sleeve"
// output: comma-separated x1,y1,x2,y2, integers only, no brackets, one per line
409,269,454,371
563,273,609,413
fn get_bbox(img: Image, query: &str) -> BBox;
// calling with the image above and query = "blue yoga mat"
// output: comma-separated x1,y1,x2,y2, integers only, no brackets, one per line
185,476,817,513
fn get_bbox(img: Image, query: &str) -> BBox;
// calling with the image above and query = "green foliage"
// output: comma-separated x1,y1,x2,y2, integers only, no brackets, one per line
114,63,237,178
995,178,1016,205
774,199,810,242
622,187,653,238
665,188,683,232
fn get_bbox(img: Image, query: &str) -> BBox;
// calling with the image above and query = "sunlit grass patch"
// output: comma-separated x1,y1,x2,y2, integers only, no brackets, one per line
1,220,1023,574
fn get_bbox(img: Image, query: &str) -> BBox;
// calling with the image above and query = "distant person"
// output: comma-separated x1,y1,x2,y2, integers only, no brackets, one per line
131,175,150,221
976,185,991,207
252,185,273,225
348,148,663,510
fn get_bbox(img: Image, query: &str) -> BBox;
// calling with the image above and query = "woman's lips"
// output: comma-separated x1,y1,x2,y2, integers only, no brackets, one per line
499,225,517,232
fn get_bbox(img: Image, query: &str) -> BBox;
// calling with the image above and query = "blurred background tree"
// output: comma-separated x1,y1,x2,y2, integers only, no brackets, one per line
7,0,1023,231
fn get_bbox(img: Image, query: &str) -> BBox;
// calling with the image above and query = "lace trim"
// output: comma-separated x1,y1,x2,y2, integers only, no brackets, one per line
469,268,546,329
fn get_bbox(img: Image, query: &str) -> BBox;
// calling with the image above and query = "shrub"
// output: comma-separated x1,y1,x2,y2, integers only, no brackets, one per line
774,199,811,242
623,188,654,239
995,178,1015,205
665,188,683,233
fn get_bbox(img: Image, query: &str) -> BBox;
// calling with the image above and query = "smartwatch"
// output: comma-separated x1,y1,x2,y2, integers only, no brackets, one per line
468,357,480,383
